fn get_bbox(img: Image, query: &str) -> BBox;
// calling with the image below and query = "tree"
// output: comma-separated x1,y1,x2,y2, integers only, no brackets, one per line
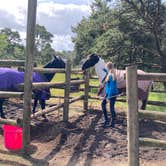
40,43,55,64
1,28,21,44
120,0,166,84
72,0,166,73
0,33,8,57
35,24,53,50
0,26,56,64
35,24,54,64
72,0,110,63
0,28,24,59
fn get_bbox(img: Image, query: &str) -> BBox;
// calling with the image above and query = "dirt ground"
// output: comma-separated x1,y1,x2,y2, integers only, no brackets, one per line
0,99,166,166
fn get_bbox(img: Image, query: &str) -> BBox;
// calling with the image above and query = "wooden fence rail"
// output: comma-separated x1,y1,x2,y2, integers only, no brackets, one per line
90,76,98,79
0,60,25,67
139,110,166,122
34,68,82,74
31,95,83,119
0,118,22,127
126,66,166,166
18,80,85,90
151,90,166,93
138,73,166,82
139,138,166,148
0,91,24,98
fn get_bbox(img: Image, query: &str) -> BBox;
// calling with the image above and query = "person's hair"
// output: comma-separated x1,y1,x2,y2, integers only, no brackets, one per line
106,62,114,70
105,62,116,82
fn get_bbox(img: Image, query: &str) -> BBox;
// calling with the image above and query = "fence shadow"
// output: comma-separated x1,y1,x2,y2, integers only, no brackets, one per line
0,146,48,166
66,110,105,166
43,113,87,161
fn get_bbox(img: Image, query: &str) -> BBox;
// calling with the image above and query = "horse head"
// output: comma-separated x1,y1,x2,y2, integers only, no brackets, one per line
81,53,100,71
43,55,66,81
44,55,66,69
81,54,107,83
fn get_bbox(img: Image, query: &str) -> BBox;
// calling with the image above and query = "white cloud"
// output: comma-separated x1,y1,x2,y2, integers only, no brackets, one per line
38,0,93,5
0,0,27,28
52,35,74,51
37,2,90,35
0,0,91,51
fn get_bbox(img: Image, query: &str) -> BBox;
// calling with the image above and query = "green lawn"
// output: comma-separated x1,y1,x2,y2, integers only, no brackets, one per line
147,92,166,112
51,73,166,112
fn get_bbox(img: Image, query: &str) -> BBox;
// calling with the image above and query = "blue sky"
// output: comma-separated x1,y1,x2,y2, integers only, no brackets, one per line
0,0,93,51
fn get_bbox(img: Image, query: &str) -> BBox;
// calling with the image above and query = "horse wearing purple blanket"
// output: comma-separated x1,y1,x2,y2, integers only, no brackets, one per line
0,55,65,119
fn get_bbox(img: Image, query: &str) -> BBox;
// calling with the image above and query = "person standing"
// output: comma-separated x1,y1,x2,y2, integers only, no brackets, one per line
101,62,118,128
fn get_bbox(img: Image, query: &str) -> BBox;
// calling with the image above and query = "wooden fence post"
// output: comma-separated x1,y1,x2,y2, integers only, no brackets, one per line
84,70,90,110
126,66,139,166
63,60,71,122
22,0,37,154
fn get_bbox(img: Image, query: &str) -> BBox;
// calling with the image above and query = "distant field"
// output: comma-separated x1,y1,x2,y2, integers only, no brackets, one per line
51,73,166,112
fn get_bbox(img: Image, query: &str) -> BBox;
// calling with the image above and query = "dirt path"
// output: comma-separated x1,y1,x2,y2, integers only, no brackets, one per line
0,100,166,166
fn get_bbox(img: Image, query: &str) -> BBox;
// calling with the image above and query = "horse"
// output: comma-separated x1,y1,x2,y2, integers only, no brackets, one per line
0,55,66,119
81,53,152,110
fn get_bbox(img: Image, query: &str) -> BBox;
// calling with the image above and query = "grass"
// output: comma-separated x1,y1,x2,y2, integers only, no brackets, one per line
50,73,166,112
147,92,166,112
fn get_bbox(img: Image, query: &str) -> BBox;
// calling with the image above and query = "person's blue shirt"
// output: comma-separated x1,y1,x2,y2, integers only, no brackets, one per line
105,75,118,99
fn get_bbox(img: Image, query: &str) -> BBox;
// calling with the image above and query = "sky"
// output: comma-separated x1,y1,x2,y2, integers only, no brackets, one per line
0,0,93,51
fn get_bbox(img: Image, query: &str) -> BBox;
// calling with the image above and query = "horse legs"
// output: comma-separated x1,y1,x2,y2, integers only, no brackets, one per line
32,98,38,114
141,84,153,110
141,99,147,110
39,99,48,120
0,99,6,119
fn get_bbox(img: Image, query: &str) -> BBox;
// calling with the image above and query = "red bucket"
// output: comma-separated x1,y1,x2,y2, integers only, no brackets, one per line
3,125,22,150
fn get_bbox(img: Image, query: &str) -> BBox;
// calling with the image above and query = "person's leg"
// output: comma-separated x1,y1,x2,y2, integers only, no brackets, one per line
110,97,116,118
109,97,117,127
101,98,109,127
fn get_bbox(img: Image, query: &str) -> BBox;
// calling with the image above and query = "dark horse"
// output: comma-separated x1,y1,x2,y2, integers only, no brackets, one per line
0,55,65,119
82,54,152,110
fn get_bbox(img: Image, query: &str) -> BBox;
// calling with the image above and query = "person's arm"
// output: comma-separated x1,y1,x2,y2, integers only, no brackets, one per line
112,69,117,81
97,83,105,96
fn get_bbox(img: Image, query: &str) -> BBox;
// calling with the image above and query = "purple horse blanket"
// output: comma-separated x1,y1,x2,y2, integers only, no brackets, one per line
0,68,50,100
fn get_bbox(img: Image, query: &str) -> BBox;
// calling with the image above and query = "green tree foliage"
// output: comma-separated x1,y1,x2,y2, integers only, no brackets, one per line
35,24,55,64
0,26,59,65
0,34,8,56
72,0,166,72
0,28,24,59
35,24,53,50
40,43,55,64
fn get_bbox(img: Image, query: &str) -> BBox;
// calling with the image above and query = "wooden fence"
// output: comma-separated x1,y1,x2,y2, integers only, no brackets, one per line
126,66,166,166
0,58,165,156
0,58,88,153
89,74,166,107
